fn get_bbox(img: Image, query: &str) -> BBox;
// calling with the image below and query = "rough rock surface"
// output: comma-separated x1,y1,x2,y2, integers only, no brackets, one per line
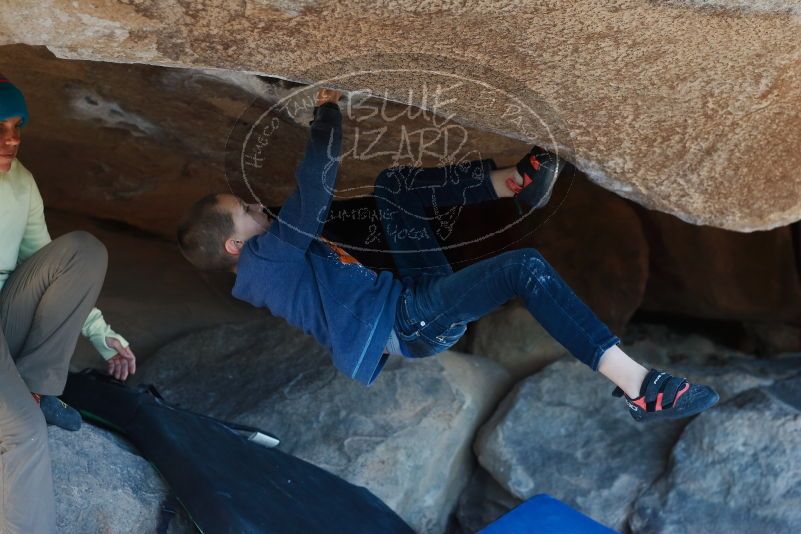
473,327,801,532
0,44,525,240
630,385,801,533
135,318,511,533
50,424,192,533
640,209,801,323
473,357,685,531
2,2,801,230
765,371,801,411
451,467,521,534
742,321,801,355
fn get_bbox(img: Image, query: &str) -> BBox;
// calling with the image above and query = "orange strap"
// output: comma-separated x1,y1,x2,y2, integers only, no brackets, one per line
319,237,361,265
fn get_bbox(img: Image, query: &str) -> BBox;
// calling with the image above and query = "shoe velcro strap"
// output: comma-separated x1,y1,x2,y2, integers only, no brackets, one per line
516,148,544,182
644,370,672,406
644,371,689,411
659,377,688,409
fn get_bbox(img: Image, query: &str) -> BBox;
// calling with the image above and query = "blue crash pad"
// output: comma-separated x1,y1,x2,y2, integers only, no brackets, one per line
478,494,617,534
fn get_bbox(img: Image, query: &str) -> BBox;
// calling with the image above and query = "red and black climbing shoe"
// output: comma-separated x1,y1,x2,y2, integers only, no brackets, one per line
612,369,719,422
507,146,563,212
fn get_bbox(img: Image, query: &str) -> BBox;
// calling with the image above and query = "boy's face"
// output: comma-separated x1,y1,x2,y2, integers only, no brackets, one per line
217,194,272,243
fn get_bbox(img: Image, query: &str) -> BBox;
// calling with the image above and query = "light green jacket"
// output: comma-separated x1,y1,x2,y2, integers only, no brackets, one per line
0,158,128,360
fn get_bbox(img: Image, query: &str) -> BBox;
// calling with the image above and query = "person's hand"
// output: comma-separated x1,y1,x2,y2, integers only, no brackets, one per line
106,337,137,381
314,88,342,107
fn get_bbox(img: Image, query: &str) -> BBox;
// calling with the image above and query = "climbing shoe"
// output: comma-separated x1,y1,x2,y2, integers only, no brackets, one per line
38,394,82,431
612,369,719,422
507,146,563,212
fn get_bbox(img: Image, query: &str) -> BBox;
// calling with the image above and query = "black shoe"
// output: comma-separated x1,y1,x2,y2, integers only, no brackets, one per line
507,146,563,212
39,395,82,431
612,369,720,422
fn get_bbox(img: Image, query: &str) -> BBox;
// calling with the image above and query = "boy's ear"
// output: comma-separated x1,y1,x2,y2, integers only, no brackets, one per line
224,237,244,257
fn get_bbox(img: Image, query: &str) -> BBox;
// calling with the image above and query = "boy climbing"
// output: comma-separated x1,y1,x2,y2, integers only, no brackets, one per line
177,87,719,422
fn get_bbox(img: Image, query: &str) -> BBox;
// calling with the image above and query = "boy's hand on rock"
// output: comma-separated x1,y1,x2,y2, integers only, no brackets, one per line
315,88,342,107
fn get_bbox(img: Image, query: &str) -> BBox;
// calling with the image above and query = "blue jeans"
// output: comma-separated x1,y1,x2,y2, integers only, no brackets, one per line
374,159,620,371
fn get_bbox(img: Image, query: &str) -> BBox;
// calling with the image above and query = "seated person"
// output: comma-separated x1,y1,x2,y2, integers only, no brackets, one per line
0,73,135,534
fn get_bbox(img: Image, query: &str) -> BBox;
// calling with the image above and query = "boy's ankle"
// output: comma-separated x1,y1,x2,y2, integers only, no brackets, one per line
622,370,649,399
489,167,522,198
622,384,642,399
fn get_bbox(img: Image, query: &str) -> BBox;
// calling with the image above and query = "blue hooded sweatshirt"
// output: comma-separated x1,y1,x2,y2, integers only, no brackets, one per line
232,102,402,385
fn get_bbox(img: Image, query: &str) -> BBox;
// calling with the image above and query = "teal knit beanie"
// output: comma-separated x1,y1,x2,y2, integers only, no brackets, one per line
0,74,29,126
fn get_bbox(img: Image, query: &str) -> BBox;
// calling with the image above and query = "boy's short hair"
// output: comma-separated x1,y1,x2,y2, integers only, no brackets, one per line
177,193,236,271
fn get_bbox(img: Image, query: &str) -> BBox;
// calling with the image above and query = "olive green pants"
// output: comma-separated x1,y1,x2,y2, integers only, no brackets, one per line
0,231,107,534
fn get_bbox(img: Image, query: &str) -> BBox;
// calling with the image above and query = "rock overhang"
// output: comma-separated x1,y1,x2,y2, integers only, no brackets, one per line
1,0,800,231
